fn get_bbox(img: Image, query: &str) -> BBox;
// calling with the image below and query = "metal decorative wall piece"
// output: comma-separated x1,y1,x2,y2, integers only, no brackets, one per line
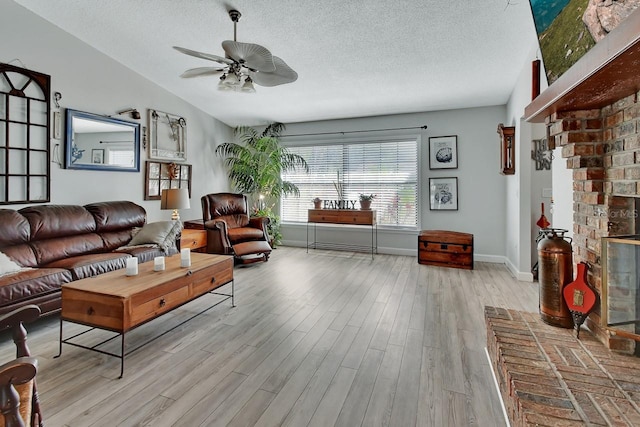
148,109,187,161
532,137,552,170
0,63,51,204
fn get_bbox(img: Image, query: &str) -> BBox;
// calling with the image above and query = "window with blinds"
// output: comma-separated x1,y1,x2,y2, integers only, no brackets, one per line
281,139,418,228
108,149,135,167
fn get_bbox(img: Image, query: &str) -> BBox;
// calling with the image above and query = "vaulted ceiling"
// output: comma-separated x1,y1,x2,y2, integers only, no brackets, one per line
14,0,538,127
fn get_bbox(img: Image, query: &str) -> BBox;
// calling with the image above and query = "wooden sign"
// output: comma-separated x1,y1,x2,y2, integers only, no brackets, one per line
323,200,357,209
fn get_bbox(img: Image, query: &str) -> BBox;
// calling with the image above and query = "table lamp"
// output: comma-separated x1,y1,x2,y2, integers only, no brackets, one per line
160,188,190,221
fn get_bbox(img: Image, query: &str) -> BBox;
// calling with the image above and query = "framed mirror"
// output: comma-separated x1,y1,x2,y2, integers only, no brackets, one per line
65,109,141,172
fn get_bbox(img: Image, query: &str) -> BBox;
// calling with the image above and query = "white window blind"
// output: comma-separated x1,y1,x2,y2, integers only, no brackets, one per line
282,139,418,228
108,149,135,167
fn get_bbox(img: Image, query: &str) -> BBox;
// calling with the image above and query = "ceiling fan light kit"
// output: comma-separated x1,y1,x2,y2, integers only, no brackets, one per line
174,9,297,93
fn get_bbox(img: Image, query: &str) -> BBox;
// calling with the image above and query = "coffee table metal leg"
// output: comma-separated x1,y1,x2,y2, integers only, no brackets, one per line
54,317,63,358
119,333,125,379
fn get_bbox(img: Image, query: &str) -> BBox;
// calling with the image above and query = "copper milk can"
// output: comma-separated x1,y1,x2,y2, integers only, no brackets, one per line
537,228,574,328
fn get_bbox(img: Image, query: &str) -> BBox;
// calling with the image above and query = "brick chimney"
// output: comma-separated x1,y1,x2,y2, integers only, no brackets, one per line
547,92,640,352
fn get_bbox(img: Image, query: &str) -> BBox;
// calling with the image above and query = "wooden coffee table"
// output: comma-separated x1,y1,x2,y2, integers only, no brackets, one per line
56,252,233,377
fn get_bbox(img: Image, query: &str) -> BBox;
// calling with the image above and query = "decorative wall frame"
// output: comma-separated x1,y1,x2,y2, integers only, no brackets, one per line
144,160,192,200
429,135,458,169
498,123,515,175
0,63,50,205
148,109,187,161
429,177,458,211
91,149,104,164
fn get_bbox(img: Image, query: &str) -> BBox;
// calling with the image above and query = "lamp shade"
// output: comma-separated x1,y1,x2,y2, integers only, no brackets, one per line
161,188,190,210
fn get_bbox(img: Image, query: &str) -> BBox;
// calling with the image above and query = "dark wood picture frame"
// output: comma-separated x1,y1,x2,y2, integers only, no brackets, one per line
144,160,192,200
498,123,515,175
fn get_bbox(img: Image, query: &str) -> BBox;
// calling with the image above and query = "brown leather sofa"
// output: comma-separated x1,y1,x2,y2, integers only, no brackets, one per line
0,201,176,317
201,193,272,264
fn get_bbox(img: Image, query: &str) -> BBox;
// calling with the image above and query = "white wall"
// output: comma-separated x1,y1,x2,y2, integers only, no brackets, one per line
505,42,551,280
280,106,508,261
1,1,231,221
551,147,573,237
529,123,553,266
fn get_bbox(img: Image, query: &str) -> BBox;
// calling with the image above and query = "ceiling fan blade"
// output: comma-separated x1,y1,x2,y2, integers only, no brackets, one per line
222,40,276,72
173,46,233,65
249,56,298,87
179,67,226,78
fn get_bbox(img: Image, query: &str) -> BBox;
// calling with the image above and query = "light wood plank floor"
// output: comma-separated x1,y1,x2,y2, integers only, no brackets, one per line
0,247,538,426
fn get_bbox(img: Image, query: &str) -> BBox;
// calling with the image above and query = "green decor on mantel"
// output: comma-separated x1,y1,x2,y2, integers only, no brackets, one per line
215,122,308,246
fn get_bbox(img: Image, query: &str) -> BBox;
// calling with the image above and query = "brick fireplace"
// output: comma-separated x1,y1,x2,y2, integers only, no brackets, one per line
547,96,640,352
525,10,640,353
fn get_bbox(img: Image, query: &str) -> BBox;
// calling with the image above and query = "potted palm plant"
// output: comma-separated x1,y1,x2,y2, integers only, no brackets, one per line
215,123,309,247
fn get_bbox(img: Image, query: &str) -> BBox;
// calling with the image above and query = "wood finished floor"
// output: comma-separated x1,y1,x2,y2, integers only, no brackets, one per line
1,247,538,426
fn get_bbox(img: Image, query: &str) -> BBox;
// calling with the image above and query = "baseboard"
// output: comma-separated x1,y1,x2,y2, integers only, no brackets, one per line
504,257,534,282
281,240,415,256
281,241,528,269
474,254,505,264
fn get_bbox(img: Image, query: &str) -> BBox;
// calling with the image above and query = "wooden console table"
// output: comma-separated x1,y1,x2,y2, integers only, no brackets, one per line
307,209,377,258
56,252,233,377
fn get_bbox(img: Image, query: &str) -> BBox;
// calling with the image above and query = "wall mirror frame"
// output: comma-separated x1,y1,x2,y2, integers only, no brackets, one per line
65,109,141,172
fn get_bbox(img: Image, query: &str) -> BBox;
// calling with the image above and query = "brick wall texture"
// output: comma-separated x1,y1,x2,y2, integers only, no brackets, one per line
486,306,640,426
547,91,640,351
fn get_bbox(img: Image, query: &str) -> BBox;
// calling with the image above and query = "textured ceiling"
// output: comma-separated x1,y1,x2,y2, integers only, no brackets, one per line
14,0,538,127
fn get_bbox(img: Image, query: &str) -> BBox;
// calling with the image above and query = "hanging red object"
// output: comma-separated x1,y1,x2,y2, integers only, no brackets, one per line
563,262,597,338
536,202,550,228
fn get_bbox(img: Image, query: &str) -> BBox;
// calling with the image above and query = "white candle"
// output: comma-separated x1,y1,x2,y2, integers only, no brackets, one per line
181,248,191,267
153,256,165,271
126,257,138,276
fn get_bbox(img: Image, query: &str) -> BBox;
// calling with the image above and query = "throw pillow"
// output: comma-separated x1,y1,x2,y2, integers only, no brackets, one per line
0,251,22,276
126,221,182,252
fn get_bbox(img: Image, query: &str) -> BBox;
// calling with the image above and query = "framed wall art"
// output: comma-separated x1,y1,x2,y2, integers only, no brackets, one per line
91,149,104,164
429,135,458,169
148,109,187,161
144,160,192,200
429,177,458,211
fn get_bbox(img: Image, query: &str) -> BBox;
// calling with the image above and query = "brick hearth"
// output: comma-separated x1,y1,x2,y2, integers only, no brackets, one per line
486,306,640,426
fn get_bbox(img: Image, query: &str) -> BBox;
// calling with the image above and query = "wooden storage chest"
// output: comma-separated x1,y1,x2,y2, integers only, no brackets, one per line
418,230,473,270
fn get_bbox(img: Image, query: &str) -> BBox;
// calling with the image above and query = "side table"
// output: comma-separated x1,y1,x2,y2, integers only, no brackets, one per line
182,219,207,252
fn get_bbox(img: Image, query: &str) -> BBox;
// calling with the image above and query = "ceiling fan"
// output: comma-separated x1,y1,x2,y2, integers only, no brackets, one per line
173,9,298,93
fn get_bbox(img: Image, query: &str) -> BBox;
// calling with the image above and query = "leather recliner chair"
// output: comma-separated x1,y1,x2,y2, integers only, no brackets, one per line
201,193,272,264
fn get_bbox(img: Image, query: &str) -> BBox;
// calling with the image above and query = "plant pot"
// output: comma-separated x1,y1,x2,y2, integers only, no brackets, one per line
313,200,322,209
359,200,371,210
